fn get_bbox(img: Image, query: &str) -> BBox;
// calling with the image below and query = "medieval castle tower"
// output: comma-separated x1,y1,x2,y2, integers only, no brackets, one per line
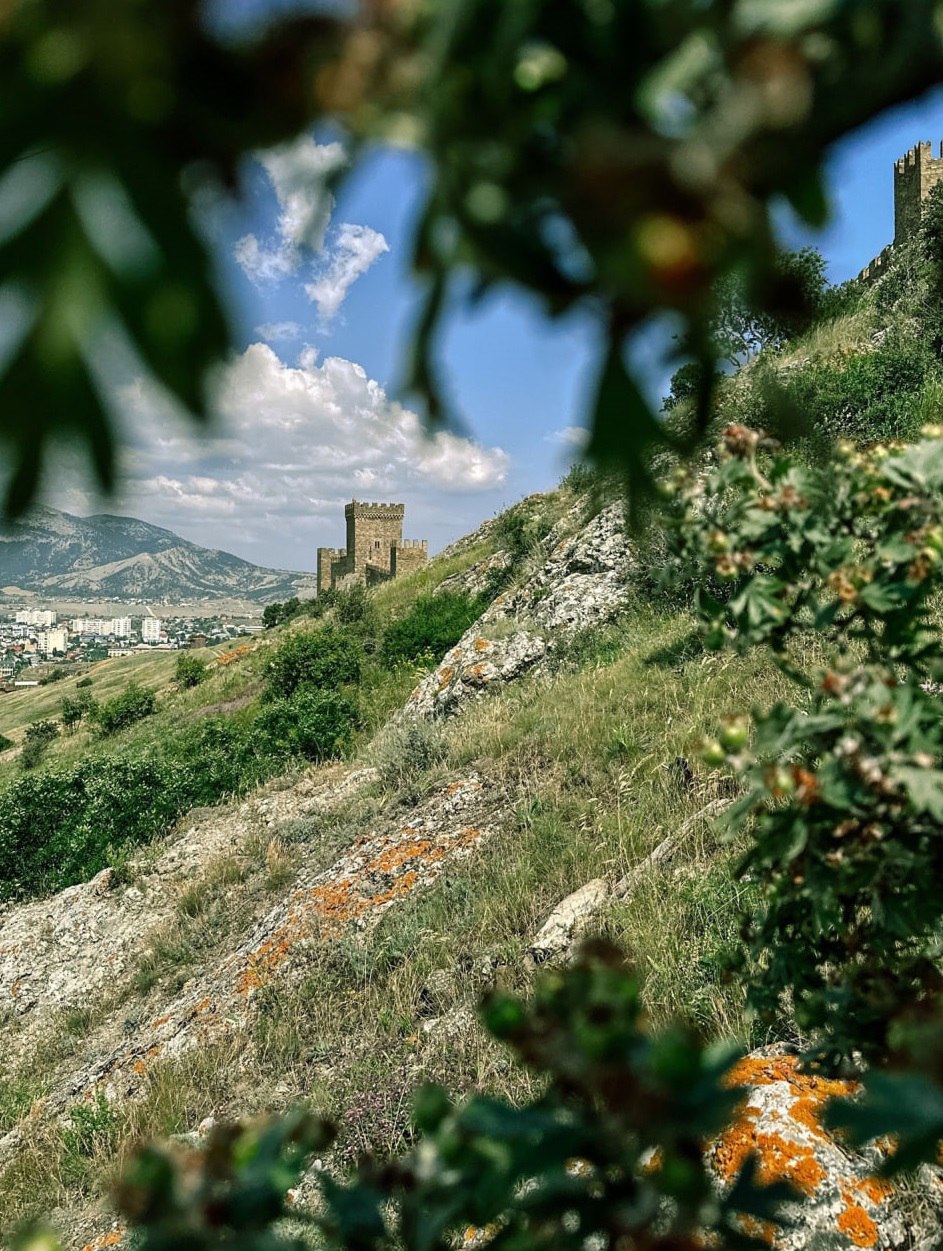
317,500,428,595
858,140,943,282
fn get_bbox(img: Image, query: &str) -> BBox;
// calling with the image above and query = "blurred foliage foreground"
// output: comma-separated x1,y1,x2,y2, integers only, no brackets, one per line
6,0,943,508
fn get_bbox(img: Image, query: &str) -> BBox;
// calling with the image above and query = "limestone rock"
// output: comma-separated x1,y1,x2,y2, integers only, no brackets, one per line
707,1046,942,1249
407,632,548,717
526,879,609,967
434,551,512,599
407,501,631,719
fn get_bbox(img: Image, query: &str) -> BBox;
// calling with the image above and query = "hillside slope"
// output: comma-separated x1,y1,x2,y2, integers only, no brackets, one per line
0,507,317,603
0,482,917,1250
0,488,743,1237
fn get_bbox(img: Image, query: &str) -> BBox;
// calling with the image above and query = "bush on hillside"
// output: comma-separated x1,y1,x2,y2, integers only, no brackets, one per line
95,683,158,736
19,719,58,770
175,653,209,688
264,626,361,698
0,755,187,898
262,597,301,628
0,734,13,753
493,507,554,564
370,716,448,790
172,715,271,804
381,592,484,666
256,689,360,761
60,693,97,733
76,676,93,688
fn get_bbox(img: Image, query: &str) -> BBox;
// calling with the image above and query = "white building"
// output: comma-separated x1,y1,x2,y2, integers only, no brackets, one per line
141,617,162,644
71,617,112,635
36,627,68,656
15,609,56,627
111,617,132,638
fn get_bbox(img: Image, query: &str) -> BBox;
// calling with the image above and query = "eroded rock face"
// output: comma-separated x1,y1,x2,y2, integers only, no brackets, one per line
407,503,631,718
434,551,512,600
708,1047,940,1250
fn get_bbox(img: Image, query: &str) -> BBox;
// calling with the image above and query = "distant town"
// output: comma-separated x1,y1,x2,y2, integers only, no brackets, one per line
0,608,264,683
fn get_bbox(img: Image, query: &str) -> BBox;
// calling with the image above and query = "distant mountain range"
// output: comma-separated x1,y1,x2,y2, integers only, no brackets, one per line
0,508,317,605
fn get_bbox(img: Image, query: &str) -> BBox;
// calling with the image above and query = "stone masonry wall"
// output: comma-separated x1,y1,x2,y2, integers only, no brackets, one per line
857,140,943,283
391,539,429,579
894,141,943,244
345,501,404,582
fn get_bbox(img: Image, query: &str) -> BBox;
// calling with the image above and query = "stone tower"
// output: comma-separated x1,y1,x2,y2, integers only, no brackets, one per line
345,500,404,582
894,140,943,244
316,500,427,594
858,140,943,283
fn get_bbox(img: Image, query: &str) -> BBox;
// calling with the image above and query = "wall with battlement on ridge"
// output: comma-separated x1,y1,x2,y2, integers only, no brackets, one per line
391,539,429,579
854,140,943,285
895,141,943,244
317,547,347,595
857,244,894,285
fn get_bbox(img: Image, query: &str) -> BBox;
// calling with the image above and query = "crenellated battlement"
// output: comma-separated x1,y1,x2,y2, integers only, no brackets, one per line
344,500,405,521
319,502,427,593
857,244,894,285
855,140,943,284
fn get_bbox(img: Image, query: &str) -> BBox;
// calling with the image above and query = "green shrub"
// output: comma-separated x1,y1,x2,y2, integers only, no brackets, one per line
38,667,70,685
256,689,360,760
370,716,448,790
76,676,93,688
95,683,158,735
0,734,12,753
171,715,271,805
0,755,187,898
494,505,554,564
381,592,483,666
175,653,209,688
264,626,361,698
19,719,58,770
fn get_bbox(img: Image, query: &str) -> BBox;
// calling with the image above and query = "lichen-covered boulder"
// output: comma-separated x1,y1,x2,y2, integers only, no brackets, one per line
407,502,631,718
708,1046,937,1249
406,632,548,717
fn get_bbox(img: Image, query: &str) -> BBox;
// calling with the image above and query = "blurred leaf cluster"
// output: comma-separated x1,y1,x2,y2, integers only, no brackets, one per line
5,0,943,509
670,425,943,1102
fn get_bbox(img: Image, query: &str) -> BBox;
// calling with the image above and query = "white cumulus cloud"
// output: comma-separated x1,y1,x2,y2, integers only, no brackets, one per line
233,137,389,321
234,136,344,285
110,344,509,569
305,223,390,321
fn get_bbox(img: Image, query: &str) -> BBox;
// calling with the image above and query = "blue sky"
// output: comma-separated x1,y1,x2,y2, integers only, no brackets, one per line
89,49,943,573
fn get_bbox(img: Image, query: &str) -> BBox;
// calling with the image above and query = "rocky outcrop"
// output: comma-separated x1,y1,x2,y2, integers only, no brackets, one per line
434,550,511,599
708,1047,943,1250
407,502,630,718
0,767,504,1138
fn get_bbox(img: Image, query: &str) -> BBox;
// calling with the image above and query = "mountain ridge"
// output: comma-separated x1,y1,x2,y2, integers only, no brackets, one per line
0,507,317,604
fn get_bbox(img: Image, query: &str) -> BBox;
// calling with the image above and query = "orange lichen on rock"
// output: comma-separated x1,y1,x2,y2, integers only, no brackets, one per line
216,645,253,666
80,1230,124,1251
854,1176,893,1205
236,801,485,993
474,637,491,652
437,666,455,691
712,1103,827,1196
837,1202,879,1248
